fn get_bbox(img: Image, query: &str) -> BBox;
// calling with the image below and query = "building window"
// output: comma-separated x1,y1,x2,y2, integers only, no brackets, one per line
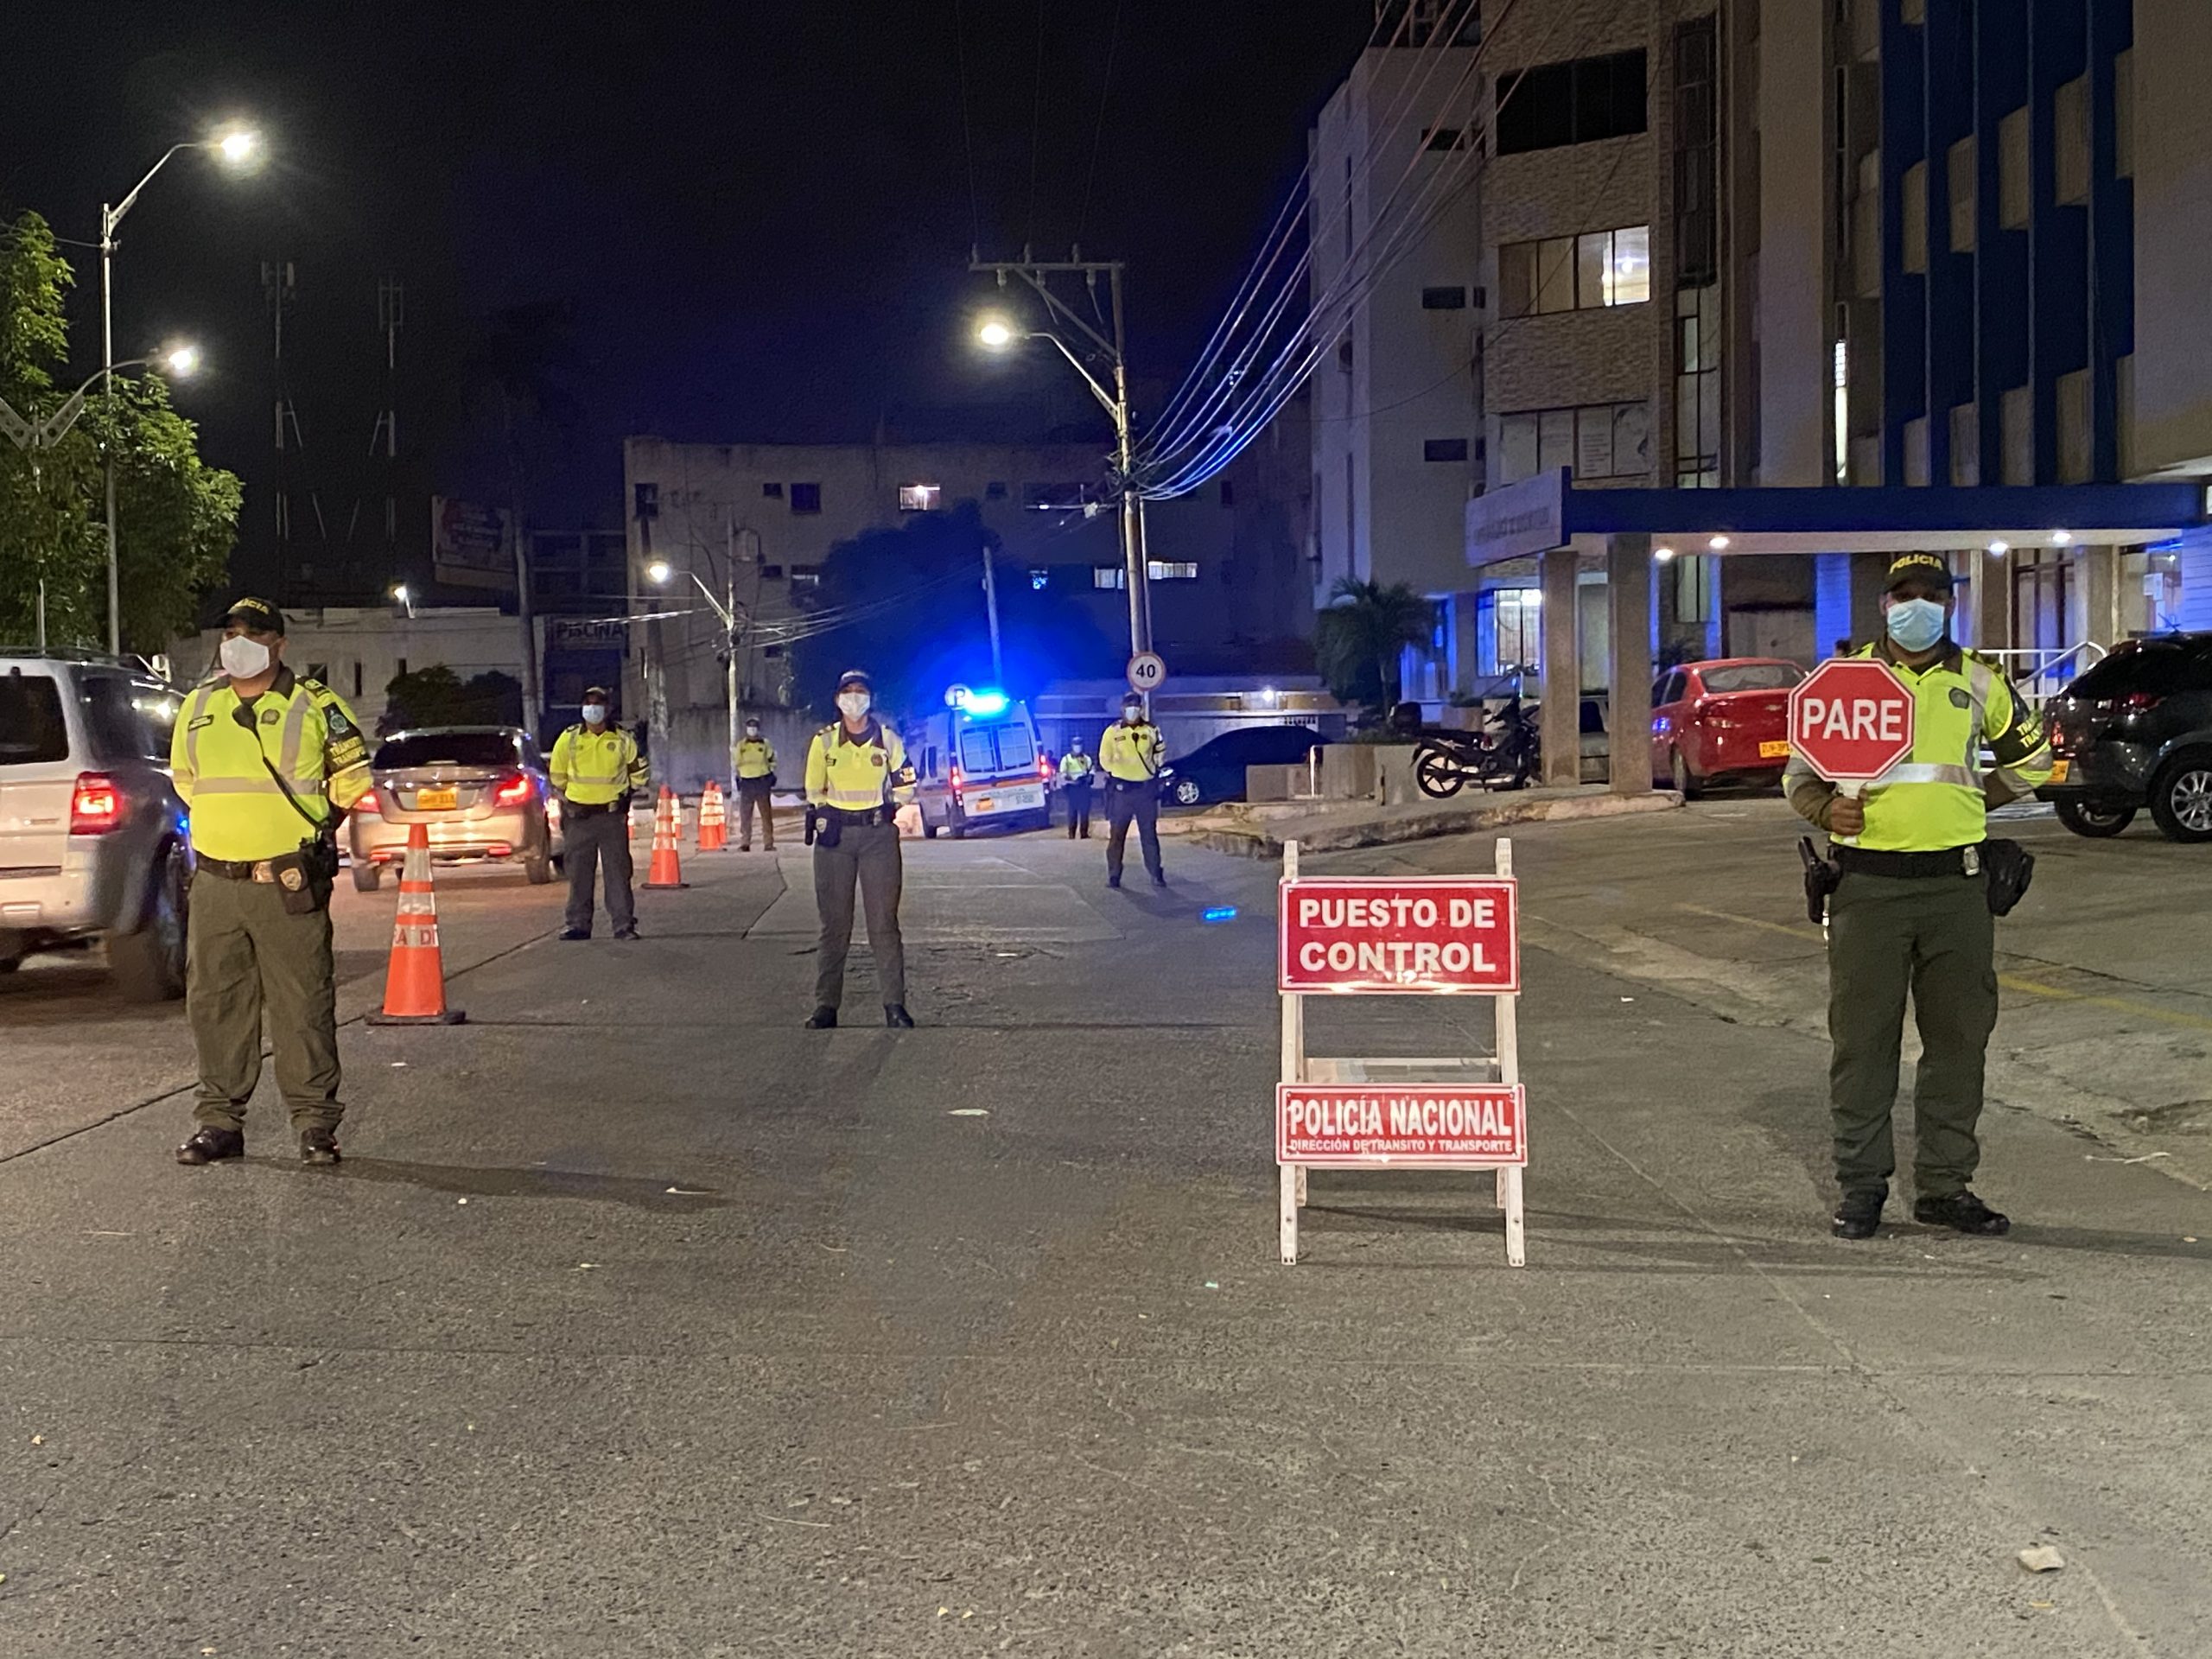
1093,567,1125,590
1147,561,1198,581
1495,49,1648,156
1421,285,1467,310
1904,416,1931,486
1672,555,1718,625
2115,51,2134,180
1948,137,1976,252
761,564,785,580
1902,160,1929,273
2002,385,2033,485
1423,437,1470,462
1498,401,1649,482
1478,588,1542,677
761,481,783,499
790,563,823,588
1421,125,1468,151
790,482,822,514
1999,106,2030,228
1497,226,1649,317
1673,15,1719,286
1949,403,1980,486
1901,0,1923,22
898,483,943,512
2055,74,2090,206
2056,367,2092,483
633,482,659,519
985,480,1008,499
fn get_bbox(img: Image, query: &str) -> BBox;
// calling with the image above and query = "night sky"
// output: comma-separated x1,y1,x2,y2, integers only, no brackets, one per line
3,0,1373,572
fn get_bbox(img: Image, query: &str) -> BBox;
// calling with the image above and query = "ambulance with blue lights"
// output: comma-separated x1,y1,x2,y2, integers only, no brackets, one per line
906,686,1052,837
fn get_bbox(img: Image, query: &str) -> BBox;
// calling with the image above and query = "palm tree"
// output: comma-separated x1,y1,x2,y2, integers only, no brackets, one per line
1313,576,1436,714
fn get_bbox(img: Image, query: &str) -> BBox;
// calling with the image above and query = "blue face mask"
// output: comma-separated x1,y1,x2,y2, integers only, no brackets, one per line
1885,597,1948,653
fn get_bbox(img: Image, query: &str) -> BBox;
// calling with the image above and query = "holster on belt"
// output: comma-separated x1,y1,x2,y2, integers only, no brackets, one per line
1982,836,2035,917
1797,836,1840,926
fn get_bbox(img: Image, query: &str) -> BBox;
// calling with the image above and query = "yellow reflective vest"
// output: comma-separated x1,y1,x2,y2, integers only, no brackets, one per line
805,720,915,811
172,670,372,862
550,724,650,806
734,737,777,780
1098,719,1165,783
1785,642,2054,851
1058,751,1096,784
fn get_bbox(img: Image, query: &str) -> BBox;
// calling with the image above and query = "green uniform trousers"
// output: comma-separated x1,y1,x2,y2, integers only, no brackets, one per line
813,821,906,1009
1827,868,1997,1198
186,872,345,1134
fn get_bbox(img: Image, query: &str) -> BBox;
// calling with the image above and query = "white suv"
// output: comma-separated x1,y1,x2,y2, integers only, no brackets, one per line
0,652,193,998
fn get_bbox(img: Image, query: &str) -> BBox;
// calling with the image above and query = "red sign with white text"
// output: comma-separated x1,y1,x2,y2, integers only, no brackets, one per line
1278,1084,1528,1166
1279,877,1519,994
1786,658,1916,782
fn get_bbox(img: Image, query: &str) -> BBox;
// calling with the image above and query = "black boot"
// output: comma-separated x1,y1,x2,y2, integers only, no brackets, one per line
1831,1186,1885,1240
1914,1190,2010,1236
885,1004,915,1028
299,1128,341,1166
804,1005,838,1029
176,1128,245,1166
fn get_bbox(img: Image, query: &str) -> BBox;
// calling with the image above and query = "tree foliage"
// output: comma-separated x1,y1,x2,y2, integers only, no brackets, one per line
790,501,1115,721
1313,576,1437,713
379,664,524,735
0,212,239,653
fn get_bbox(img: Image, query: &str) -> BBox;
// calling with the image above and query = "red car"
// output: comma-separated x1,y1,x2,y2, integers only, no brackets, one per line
1648,658,1805,797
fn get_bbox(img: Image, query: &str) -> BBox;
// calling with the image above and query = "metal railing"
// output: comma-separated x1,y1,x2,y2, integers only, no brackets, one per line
1982,640,2107,704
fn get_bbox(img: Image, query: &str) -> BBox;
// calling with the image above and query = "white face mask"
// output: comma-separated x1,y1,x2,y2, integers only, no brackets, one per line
837,692,871,721
1122,705,1142,724
581,703,607,726
219,634,273,680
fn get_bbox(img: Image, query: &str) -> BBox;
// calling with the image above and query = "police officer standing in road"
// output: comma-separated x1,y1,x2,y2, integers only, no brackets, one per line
804,670,918,1028
172,597,372,1167
1786,554,2054,1240
550,687,651,942
1058,735,1096,839
733,716,778,851
1099,691,1166,888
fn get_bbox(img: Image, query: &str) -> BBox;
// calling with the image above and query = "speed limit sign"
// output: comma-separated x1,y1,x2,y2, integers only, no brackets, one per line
1126,652,1167,694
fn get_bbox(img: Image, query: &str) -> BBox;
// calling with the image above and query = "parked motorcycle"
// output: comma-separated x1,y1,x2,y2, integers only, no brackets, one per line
1410,672,1540,798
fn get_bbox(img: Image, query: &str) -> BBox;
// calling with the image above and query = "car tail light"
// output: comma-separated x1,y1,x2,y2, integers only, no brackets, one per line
70,772,123,834
2118,692,2164,715
1038,753,1052,782
353,788,382,816
950,762,965,791
493,772,533,805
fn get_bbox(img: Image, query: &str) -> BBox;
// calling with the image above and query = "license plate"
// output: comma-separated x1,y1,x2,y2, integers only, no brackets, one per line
2048,758,2069,784
416,786,459,810
1758,740,1791,760
975,796,995,812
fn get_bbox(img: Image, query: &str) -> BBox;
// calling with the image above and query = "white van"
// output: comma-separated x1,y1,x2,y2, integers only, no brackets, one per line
906,694,1051,837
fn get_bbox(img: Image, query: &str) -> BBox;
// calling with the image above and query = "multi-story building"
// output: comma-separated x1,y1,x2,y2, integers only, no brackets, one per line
1320,0,2211,717
620,428,1311,787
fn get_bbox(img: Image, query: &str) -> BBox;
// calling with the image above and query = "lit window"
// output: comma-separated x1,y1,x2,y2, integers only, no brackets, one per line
1497,402,1648,481
1094,567,1126,589
1025,482,1094,512
1478,588,1543,676
1497,226,1649,316
898,483,943,512
790,563,823,588
1147,561,1198,581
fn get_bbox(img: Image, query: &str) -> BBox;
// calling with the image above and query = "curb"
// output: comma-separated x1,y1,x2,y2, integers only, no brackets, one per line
1187,790,1684,857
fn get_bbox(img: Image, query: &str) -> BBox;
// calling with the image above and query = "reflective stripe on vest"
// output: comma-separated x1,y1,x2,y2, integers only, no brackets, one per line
812,724,900,810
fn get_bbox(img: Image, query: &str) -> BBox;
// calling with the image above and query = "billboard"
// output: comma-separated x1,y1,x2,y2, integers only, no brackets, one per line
432,497,514,590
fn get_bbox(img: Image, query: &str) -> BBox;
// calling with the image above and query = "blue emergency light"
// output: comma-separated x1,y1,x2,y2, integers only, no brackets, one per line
1201,906,1238,924
962,690,1010,717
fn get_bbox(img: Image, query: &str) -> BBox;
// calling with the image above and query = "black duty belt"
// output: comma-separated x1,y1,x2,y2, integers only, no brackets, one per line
823,805,894,826
1834,844,1983,879
564,799,621,817
194,855,279,882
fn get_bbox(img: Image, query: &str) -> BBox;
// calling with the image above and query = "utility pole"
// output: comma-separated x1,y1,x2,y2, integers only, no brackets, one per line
971,254,1151,677
981,539,1004,686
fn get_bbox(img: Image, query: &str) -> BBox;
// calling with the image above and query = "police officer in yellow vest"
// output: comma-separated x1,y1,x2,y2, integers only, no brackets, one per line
803,669,917,1028
1057,736,1096,838
549,686,651,941
733,717,778,851
1099,691,1166,887
172,597,372,1167
1786,554,2054,1240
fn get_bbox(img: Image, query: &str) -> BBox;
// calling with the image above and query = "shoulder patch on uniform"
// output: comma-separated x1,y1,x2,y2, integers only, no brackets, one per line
188,715,213,731
1949,688,1972,709
259,707,283,726
323,704,355,738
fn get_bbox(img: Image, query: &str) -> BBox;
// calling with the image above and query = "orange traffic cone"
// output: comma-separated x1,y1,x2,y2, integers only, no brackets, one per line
697,781,727,851
366,823,466,1025
645,786,689,888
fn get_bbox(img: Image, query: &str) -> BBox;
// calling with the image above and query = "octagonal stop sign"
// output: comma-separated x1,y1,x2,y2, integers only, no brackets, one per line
1787,658,1916,783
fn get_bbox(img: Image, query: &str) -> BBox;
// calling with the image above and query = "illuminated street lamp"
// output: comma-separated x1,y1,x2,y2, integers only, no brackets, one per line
98,124,264,652
646,554,745,799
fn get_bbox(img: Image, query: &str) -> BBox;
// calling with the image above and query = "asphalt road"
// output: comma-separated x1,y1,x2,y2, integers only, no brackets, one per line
2,810,2209,1656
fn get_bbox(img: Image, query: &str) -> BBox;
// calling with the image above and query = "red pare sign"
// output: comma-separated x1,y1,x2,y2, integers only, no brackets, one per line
1278,1084,1527,1166
1279,877,1518,994
1786,658,1916,782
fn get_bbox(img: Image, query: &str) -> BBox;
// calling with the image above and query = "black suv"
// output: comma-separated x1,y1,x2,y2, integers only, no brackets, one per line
2039,632,2212,842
